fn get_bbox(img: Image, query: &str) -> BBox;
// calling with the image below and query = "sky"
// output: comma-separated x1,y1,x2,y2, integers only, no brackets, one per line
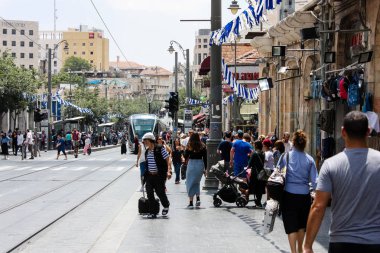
0,0,249,70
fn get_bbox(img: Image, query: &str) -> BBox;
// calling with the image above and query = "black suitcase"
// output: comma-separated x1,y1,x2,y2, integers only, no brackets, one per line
138,187,160,215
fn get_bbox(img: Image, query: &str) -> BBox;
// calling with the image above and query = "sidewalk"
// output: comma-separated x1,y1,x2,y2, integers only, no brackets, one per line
92,178,330,253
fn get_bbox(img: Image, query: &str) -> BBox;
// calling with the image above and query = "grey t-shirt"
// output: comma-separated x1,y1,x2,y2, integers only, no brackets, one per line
317,148,380,244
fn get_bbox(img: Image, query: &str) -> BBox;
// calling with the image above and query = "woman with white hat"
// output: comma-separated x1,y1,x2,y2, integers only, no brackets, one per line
142,132,172,218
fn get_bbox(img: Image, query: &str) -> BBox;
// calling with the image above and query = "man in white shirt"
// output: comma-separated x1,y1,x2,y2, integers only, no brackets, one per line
283,132,293,153
26,129,34,159
16,131,24,156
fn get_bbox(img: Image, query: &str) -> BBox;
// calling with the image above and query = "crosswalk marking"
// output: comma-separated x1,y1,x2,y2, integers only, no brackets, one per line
51,166,67,171
71,167,87,171
15,166,31,171
0,166,14,171
31,166,48,171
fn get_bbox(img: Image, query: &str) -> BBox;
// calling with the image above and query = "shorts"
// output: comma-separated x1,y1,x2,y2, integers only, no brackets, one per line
329,242,380,253
281,191,311,234
57,149,66,155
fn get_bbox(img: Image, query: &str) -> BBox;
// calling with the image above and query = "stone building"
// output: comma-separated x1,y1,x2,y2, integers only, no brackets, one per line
251,0,380,163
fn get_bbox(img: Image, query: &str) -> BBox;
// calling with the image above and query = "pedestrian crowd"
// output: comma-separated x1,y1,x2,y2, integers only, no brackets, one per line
134,111,380,253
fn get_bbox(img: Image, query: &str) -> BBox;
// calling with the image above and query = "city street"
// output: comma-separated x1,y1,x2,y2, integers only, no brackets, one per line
0,148,330,253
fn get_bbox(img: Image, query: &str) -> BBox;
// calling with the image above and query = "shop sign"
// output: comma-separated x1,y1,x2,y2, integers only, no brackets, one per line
232,72,260,80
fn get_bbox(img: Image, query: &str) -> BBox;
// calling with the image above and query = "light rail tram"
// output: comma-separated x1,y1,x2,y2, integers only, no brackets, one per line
127,114,167,153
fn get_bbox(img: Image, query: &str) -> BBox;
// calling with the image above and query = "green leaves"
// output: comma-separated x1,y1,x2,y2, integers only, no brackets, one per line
0,51,40,115
62,56,92,72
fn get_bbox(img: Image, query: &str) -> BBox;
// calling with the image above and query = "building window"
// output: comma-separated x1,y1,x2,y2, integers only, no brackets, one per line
198,53,202,65
12,29,16,35
198,45,201,48
90,43,93,46
203,45,207,48
54,61,57,67
90,51,94,55
2,29,7,34
20,53,25,58
204,39,208,43
29,30,33,35
11,52,16,58
29,42,33,47
82,51,85,55
74,51,77,55
29,65,33,69
203,53,207,59
82,43,86,46
90,60,93,64
20,41,25,47
2,41,6,46
198,39,201,43
20,29,25,35
29,53,33,59
12,41,16,46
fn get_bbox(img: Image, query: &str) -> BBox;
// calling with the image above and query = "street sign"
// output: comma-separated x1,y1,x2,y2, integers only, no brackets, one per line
184,109,193,133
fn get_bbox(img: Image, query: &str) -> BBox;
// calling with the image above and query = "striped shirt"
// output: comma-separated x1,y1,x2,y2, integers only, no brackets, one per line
146,147,169,173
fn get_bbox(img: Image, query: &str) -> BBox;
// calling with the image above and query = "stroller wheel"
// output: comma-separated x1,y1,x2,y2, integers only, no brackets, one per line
213,198,222,207
236,196,247,207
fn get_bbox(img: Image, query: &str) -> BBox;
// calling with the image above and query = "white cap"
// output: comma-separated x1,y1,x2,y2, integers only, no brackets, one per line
142,132,155,141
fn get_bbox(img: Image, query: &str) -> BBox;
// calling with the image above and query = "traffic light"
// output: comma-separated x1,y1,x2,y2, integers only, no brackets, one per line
165,92,179,118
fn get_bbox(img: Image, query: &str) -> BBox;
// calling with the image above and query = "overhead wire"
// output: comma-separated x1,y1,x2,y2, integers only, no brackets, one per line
88,0,133,68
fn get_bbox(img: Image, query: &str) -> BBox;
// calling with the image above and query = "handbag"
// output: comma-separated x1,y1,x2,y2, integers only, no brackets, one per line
255,152,271,181
267,153,288,201
180,164,187,180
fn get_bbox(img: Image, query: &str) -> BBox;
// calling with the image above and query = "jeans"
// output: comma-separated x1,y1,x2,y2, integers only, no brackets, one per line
174,163,181,182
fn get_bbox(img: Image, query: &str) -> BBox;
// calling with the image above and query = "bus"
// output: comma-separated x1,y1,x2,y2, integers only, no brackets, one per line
127,114,167,153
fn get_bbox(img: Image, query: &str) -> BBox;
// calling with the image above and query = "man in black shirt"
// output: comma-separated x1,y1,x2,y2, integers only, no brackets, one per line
217,131,233,173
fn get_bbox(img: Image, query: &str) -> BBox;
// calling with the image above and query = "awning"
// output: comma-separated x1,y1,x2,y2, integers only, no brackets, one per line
98,122,115,127
199,56,210,76
193,113,206,123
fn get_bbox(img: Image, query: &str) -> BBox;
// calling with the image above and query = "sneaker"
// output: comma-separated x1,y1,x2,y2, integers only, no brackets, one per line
187,204,194,209
196,200,201,207
147,214,157,219
162,208,169,216
175,181,180,184
29,157,34,160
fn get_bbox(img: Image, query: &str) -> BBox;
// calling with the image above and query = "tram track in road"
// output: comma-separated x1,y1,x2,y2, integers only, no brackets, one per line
4,163,136,253
0,149,118,183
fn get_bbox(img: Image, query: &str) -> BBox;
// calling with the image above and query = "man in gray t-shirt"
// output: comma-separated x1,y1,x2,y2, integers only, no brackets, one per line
304,111,380,253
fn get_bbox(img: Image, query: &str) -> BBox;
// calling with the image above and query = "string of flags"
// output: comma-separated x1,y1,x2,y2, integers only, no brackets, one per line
222,59,259,102
24,88,93,115
210,0,282,46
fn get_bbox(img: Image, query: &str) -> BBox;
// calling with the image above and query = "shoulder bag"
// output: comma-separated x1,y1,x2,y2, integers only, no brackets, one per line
255,152,271,181
267,153,289,201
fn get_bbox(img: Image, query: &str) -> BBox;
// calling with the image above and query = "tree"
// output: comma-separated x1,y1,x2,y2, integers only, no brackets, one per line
52,71,85,88
0,51,41,129
62,56,92,72
177,87,203,117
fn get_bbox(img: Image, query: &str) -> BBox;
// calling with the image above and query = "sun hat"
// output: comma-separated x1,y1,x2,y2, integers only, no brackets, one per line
142,132,155,141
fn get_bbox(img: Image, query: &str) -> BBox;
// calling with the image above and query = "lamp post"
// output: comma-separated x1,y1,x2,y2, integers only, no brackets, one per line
168,40,189,137
146,90,154,114
47,40,69,150
204,0,222,190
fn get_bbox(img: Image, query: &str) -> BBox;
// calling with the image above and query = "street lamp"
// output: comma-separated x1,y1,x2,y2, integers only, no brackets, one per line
146,91,154,114
168,40,190,136
47,40,69,150
228,0,240,15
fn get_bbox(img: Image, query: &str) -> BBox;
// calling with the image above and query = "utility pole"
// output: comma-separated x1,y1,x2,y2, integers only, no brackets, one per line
47,49,52,150
204,0,222,190
174,52,179,140
186,49,190,101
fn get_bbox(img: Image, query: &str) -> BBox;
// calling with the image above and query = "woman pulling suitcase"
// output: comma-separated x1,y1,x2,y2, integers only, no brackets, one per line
142,132,172,219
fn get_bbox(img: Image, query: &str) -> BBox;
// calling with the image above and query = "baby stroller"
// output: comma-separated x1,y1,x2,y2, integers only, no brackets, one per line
210,161,250,207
